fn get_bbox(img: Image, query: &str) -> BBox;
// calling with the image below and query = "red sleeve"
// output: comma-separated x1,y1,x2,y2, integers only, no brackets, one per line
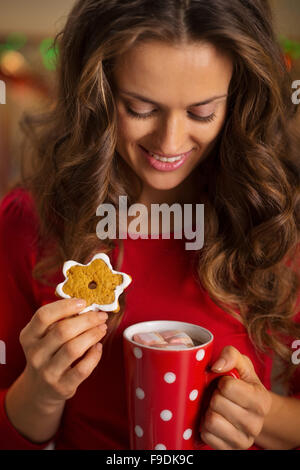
0,187,56,449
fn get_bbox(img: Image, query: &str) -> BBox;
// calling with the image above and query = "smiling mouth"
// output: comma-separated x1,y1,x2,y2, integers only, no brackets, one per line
139,145,193,172
141,146,193,162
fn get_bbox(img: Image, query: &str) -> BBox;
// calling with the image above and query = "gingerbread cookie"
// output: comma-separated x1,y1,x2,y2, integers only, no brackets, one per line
55,253,132,313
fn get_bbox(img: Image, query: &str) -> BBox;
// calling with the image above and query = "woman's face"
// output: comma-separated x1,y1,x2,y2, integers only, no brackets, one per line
112,40,233,195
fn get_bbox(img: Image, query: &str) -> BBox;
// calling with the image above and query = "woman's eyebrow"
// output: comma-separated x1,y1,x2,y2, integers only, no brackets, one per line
118,89,228,106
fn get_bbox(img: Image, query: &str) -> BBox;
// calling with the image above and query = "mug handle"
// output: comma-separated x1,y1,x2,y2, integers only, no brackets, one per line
194,367,240,449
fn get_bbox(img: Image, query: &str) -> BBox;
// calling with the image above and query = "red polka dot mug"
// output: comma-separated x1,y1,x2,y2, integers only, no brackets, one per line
123,320,239,450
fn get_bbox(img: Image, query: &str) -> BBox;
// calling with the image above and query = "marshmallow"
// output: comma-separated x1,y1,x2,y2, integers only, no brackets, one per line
133,332,168,346
160,330,194,347
133,330,194,348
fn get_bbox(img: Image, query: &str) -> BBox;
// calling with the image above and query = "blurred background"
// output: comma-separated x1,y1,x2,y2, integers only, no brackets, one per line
0,0,300,198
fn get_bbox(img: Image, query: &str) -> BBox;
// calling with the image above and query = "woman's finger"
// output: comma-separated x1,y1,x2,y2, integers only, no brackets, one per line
209,387,264,438
28,310,108,368
200,429,236,450
22,298,87,342
217,376,269,416
201,407,252,450
60,343,103,394
212,345,261,385
43,324,107,379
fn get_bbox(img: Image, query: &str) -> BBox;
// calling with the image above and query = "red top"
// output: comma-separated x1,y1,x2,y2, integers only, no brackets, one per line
0,187,299,450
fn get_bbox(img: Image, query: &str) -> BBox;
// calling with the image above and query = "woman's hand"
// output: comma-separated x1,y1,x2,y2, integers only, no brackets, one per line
200,345,272,450
19,298,108,414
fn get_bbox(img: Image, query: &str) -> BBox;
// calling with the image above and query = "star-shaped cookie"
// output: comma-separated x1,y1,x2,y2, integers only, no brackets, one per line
55,253,132,313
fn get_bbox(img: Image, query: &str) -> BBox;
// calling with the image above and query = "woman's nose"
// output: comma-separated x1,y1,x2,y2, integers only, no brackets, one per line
153,112,190,155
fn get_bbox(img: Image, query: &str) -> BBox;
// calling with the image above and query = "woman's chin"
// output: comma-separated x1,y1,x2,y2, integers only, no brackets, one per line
141,173,188,192
144,180,184,193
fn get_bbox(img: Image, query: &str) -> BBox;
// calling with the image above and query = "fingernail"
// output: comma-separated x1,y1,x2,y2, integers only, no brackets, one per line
212,358,226,372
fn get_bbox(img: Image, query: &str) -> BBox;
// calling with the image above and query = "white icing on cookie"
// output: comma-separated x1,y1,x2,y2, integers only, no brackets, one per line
55,253,132,314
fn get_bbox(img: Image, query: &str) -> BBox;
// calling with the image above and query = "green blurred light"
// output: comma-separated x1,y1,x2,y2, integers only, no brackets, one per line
39,38,59,70
280,36,300,60
0,32,27,59
5,32,27,50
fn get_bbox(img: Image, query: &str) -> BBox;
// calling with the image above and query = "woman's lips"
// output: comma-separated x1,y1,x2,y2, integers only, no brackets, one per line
139,146,192,172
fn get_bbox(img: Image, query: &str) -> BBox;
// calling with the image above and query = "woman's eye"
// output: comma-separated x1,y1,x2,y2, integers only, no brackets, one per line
125,105,216,123
125,106,155,119
189,112,216,123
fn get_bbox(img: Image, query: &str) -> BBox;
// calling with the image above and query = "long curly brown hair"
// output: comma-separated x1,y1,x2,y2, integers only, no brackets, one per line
19,0,300,388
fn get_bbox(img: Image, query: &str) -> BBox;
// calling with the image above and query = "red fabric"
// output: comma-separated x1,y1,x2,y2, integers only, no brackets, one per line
0,187,299,450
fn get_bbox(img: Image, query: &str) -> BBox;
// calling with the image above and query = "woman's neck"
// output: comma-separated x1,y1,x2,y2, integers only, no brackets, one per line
139,168,204,206
127,170,206,236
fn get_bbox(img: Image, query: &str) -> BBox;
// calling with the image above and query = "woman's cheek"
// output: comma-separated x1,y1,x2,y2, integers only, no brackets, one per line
116,111,131,137
200,114,227,147
199,122,224,146
195,119,227,159
117,114,146,143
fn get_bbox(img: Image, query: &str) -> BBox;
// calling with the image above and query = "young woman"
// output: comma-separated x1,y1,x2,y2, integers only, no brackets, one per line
0,0,300,450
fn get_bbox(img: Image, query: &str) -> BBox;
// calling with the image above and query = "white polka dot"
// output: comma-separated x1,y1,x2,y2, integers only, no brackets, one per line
164,372,176,384
196,349,205,361
155,444,167,450
160,410,173,421
135,425,144,437
189,389,199,401
133,347,143,359
183,428,192,440
136,387,145,400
